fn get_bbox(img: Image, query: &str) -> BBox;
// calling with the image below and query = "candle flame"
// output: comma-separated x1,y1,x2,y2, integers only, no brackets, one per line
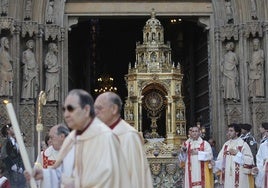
3,100,9,104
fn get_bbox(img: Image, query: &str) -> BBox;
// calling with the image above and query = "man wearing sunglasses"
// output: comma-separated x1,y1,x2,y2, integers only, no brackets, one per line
29,89,130,187
94,92,153,188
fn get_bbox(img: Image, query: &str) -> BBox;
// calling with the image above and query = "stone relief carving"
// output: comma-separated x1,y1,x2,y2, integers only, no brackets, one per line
226,106,242,124
0,37,13,97
0,17,15,34
44,25,61,41
46,0,55,24
244,22,262,38
19,104,35,147
250,0,258,20
225,0,234,24
220,25,239,41
0,0,8,16
45,42,59,102
21,39,39,100
43,105,58,126
221,41,239,101
21,21,38,37
24,0,32,21
255,104,266,127
248,38,264,98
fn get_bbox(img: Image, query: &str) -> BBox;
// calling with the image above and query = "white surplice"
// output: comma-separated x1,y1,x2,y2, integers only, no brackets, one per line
255,140,268,188
217,137,254,188
184,137,213,188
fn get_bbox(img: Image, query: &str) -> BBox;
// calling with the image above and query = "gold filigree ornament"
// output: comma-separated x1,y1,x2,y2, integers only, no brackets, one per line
150,163,162,176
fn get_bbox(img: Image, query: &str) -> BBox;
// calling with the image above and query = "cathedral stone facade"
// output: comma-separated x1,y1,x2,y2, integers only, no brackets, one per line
0,0,268,174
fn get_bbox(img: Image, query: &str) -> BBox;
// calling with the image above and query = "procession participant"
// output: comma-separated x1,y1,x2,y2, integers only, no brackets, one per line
35,124,69,169
255,138,268,188
254,122,268,188
1,124,26,187
29,89,130,187
259,122,268,144
178,127,193,168
0,165,11,188
240,123,257,163
217,123,254,188
182,125,214,188
94,92,153,188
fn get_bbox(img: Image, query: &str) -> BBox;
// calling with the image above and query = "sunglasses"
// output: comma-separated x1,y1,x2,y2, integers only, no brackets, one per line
62,105,79,112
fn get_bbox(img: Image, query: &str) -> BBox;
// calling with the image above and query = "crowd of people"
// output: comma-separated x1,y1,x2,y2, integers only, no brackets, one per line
1,89,268,188
1,89,153,188
179,122,268,188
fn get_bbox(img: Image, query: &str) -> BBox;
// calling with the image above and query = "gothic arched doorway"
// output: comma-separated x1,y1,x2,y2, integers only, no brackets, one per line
68,16,209,138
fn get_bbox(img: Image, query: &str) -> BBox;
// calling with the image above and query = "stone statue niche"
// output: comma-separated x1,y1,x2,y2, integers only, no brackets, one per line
0,36,13,97
221,41,240,101
225,0,234,24
24,0,32,21
46,0,55,24
248,38,264,98
44,42,59,102
250,0,258,20
0,0,9,16
21,39,39,101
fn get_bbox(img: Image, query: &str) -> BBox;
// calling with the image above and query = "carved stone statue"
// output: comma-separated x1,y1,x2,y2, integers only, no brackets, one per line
225,0,234,24
21,40,39,100
250,0,258,20
46,0,55,24
221,41,239,100
0,37,13,97
24,0,32,20
45,42,59,102
0,0,8,16
248,38,264,97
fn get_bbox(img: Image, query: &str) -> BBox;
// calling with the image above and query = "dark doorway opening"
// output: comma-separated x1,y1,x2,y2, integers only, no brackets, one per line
68,16,210,138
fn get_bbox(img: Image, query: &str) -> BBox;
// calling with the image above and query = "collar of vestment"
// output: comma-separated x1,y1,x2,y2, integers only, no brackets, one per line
109,117,121,130
44,145,58,157
228,137,243,146
189,137,203,145
261,136,268,143
53,117,112,168
76,118,93,135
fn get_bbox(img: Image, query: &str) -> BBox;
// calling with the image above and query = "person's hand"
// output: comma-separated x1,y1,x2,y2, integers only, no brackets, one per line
32,168,44,180
251,167,258,175
191,149,198,155
24,168,43,182
180,145,187,152
24,171,31,182
228,148,237,155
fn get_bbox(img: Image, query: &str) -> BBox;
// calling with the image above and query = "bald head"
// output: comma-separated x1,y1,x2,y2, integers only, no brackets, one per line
94,92,122,126
49,124,69,151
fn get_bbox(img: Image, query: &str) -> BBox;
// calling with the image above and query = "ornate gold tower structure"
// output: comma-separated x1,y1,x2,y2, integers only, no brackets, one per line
124,10,187,156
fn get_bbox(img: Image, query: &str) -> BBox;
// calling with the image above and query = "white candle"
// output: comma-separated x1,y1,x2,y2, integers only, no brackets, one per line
4,101,37,188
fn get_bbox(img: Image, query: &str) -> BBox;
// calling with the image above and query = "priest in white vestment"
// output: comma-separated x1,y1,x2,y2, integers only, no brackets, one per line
216,123,254,188
255,139,268,188
35,124,69,169
94,92,153,188
182,126,213,188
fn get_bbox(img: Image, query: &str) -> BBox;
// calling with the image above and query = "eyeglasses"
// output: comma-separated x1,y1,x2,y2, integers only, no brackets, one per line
62,105,79,112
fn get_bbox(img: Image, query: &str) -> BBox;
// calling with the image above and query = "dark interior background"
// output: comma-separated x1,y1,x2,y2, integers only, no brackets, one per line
68,16,210,139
